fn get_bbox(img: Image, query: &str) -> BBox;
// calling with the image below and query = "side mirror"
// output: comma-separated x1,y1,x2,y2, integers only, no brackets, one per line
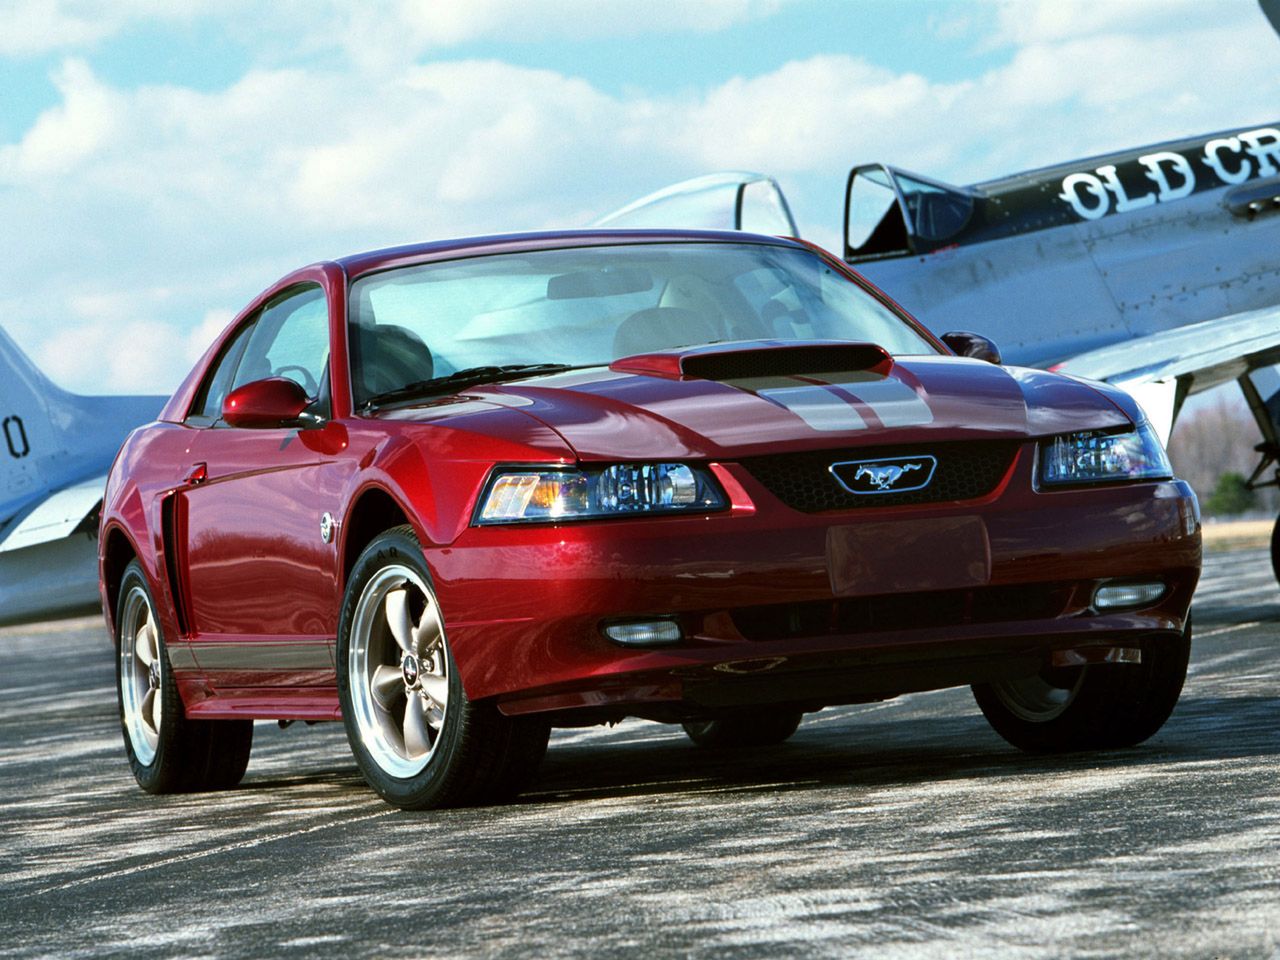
941,330,1002,365
222,377,310,428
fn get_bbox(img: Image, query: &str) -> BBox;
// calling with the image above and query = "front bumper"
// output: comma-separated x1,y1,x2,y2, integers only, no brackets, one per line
430,447,1200,718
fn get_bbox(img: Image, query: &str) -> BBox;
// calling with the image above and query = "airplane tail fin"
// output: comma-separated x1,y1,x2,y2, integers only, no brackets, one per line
0,328,60,522
0,324,57,412
0,326,167,623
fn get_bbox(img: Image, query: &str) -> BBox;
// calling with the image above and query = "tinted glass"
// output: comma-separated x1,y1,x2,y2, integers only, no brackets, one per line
232,285,330,414
894,173,974,242
188,320,255,422
348,242,937,406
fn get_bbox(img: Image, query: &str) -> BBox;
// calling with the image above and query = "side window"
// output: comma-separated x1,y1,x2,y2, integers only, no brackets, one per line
187,320,256,424
231,285,331,417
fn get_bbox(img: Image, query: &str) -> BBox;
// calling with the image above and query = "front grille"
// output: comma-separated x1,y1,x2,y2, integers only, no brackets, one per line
730,584,1071,642
740,441,1020,512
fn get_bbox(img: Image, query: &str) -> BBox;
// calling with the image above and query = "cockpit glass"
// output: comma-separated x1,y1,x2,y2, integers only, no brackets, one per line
847,169,902,251
894,173,975,242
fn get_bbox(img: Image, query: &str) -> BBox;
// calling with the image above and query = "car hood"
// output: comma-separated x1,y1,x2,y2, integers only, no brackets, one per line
452,345,1136,461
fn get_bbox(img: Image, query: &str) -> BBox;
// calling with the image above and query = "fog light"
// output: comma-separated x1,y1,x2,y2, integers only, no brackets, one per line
602,619,682,646
1094,582,1165,610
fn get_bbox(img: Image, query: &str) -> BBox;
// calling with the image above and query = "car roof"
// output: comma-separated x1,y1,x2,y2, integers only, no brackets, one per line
336,228,806,279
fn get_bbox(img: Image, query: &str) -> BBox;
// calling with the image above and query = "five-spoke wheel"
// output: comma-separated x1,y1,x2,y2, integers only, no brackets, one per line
348,565,451,779
338,526,549,809
119,582,163,766
115,559,253,793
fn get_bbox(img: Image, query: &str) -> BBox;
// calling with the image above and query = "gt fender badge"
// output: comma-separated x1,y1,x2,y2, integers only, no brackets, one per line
320,512,337,544
829,455,937,494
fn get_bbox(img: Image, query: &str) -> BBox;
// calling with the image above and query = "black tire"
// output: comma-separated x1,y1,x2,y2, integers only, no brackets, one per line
337,525,549,810
116,560,252,793
972,623,1191,753
682,709,804,748
1270,513,1280,586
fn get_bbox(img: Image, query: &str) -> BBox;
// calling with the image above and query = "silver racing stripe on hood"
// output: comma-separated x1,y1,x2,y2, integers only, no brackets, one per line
727,370,933,432
755,384,867,432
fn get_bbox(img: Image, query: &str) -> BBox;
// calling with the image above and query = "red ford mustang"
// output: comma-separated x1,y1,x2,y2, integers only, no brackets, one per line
100,230,1201,809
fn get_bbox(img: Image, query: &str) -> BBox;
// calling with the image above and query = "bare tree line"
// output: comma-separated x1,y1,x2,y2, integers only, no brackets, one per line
1168,390,1278,515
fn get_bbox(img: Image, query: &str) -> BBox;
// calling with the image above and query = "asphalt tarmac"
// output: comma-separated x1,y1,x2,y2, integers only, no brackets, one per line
1,547,1278,959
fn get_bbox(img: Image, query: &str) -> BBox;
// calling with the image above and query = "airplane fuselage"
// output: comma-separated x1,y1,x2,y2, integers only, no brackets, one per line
852,123,1280,371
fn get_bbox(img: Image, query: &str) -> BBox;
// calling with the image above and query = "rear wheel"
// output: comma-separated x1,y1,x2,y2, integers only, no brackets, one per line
116,560,252,793
972,625,1191,753
1270,513,1280,586
682,709,804,749
338,526,548,809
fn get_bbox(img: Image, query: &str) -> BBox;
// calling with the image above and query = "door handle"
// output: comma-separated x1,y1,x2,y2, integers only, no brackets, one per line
185,462,208,485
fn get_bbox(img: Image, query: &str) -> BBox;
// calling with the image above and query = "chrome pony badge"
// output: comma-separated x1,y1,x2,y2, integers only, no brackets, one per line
320,512,337,544
829,455,937,495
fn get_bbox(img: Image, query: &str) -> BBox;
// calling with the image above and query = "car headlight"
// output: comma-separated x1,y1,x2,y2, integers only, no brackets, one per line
1038,422,1172,487
475,463,728,524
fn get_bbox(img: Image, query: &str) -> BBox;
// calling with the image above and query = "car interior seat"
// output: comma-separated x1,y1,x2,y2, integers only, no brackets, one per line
353,325,435,400
611,306,722,358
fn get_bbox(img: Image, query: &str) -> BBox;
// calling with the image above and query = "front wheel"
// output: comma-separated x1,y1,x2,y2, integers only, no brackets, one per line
972,625,1191,753
337,526,548,809
116,560,252,793
682,709,804,749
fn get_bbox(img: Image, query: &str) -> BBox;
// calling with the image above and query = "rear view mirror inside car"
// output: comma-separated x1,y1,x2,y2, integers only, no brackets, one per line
547,267,653,300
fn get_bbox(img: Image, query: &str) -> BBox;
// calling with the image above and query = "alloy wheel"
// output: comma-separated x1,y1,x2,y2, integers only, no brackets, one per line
990,667,1087,723
348,565,450,779
119,584,162,765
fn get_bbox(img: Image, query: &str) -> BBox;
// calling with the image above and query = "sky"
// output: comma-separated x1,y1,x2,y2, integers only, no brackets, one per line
1,0,1278,395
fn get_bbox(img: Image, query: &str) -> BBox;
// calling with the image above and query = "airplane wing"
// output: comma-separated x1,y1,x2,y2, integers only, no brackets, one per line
1053,306,1280,446
1053,305,1280,388
0,474,106,553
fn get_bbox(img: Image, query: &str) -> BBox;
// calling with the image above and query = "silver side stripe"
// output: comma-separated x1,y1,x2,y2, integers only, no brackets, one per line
843,379,933,428
757,386,867,432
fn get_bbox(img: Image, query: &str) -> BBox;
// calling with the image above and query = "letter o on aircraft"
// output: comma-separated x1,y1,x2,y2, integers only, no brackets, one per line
3,416,29,459
1058,172,1110,220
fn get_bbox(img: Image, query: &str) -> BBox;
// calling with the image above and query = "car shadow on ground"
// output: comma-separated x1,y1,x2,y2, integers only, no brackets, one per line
223,693,1280,806
514,693,1280,806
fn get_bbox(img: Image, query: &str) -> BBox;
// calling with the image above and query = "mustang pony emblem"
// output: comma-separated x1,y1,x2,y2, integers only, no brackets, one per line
854,462,922,491
829,455,938,495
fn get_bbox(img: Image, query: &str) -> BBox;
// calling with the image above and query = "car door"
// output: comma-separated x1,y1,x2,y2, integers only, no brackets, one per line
180,283,342,686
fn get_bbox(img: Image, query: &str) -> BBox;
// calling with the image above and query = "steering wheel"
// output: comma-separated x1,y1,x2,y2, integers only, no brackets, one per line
274,364,318,396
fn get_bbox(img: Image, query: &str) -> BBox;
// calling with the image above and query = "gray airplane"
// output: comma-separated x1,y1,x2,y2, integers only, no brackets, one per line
0,327,162,625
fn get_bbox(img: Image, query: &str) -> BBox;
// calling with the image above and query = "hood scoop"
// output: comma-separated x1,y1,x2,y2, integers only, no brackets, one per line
609,340,892,381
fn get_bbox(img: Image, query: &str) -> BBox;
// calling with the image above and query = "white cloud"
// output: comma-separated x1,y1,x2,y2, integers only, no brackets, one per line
0,0,225,57
988,0,1245,47
38,318,187,391
401,0,788,44
0,0,110,56
660,11,1280,185
0,59,119,177
0,0,787,61
393,0,786,46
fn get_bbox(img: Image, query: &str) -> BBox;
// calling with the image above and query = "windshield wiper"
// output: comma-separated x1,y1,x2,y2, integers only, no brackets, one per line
360,363,576,411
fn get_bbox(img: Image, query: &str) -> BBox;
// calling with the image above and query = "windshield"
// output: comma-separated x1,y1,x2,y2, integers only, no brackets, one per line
347,241,938,406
